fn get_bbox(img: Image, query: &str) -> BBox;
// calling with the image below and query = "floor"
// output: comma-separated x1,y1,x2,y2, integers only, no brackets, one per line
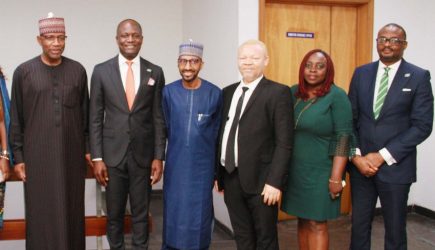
145,193,435,250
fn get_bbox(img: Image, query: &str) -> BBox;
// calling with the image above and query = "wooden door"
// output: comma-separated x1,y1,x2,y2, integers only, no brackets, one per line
259,0,373,219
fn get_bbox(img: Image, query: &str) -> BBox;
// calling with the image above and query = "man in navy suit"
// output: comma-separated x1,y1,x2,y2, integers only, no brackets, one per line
348,23,433,250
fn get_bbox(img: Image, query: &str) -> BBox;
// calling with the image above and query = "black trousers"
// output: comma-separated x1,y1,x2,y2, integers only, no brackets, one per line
350,170,411,250
106,149,151,250
223,169,279,250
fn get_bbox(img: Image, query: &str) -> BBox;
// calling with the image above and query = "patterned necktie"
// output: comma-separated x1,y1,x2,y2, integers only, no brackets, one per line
225,87,249,174
125,61,135,110
374,67,390,119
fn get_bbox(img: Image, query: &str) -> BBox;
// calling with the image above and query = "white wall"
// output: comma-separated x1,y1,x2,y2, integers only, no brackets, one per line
0,0,182,86
372,0,435,210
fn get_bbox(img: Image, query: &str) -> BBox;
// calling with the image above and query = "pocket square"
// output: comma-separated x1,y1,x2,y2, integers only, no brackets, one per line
402,88,411,92
146,68,152,72
404,73,411,77
147,78,155,86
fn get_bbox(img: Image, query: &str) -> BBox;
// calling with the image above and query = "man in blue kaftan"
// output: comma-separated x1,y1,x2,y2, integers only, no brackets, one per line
161,41,222,250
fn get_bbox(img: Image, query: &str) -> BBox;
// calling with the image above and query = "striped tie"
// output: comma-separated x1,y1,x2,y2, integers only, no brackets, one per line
374,67,390,119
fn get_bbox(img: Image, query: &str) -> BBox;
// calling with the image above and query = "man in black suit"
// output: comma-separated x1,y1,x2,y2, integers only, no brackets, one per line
216,40,293,249
348,23,433,250
89,19,166,249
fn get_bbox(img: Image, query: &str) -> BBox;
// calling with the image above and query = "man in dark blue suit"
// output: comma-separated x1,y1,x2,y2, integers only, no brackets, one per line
348,23,433,250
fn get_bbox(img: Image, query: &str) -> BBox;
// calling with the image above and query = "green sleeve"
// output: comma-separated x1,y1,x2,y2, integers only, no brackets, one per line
328,86,356,157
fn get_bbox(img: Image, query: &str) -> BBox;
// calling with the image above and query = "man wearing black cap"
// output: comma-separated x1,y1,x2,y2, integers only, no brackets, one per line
10,12,91,250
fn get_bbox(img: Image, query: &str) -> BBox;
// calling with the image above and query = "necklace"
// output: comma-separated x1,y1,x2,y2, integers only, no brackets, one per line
293,97,317,129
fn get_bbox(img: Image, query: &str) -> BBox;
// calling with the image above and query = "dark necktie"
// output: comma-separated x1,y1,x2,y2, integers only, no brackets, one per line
225,87,249,174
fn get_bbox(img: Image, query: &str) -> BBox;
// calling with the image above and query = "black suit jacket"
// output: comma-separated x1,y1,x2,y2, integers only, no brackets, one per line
217,77,294,194
348,59,433,184
89,56,166,167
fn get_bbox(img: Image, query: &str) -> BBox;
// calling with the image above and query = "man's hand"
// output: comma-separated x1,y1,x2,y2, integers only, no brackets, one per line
352,155,379,177
0,158,10,181
365,152,385,169
150,159,163,185
85,154,93,169
261,184,281,206
93,160,109,186
14,163,26,182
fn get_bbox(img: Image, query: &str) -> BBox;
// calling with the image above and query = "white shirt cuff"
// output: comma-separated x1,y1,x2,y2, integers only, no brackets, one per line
92,158,103,162
379,148,396,166
355,148,362,156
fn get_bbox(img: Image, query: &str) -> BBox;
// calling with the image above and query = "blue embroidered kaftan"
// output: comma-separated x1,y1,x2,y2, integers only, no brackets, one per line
162,79,222,249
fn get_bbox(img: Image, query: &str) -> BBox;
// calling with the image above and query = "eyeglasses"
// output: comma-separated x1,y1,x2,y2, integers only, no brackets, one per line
305,62,326,70
41,35,67,43
178,58,201,66
376,37,406,45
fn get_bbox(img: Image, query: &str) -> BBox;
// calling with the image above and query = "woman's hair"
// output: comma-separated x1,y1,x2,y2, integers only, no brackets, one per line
295,49,335,100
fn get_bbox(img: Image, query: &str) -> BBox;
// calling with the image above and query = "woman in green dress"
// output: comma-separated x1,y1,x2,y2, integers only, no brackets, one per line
282,49,354,249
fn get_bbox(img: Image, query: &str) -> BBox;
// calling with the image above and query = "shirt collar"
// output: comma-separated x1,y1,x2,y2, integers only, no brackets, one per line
240,75,263,90
118,53,140,65
378,59,401,72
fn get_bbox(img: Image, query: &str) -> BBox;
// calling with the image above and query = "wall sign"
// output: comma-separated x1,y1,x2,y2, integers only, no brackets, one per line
286,32,314,39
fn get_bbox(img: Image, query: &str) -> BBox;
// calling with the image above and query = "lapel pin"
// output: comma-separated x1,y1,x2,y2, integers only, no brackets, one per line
147,77,155,86
404,73,411,77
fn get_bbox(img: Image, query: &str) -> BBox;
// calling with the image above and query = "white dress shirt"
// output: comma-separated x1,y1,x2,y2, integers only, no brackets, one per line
220,75,263,167
118,53,141,94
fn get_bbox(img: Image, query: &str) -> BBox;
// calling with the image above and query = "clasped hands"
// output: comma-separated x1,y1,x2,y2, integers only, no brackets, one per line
352,152,385,177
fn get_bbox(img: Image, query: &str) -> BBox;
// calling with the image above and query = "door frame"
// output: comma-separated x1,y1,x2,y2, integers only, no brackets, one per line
259,0,374,214
259,0,374,68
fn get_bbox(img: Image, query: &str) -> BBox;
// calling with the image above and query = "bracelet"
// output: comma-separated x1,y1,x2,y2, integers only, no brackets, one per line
329,178,341,184
0,155,9,161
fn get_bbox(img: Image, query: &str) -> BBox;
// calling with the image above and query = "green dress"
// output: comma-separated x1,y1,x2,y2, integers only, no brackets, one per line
282,85,354,221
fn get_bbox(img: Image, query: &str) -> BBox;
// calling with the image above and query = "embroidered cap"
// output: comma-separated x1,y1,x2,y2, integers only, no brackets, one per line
179,39,203,59
39,12,65,35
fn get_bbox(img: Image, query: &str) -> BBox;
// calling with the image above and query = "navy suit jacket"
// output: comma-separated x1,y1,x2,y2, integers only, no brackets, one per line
348,59,433,184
